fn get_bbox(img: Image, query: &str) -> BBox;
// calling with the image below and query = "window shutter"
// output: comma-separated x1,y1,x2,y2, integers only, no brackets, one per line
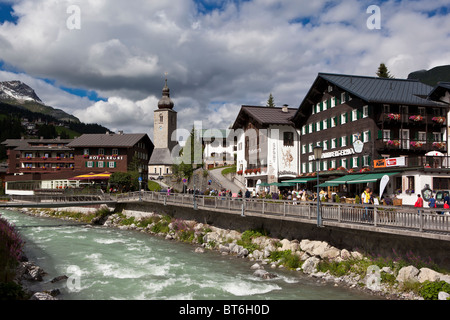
378,130,382,139
368,131,371,141
345,113,348,122
357,157,360,167
336,96,340,105
335,116,339,126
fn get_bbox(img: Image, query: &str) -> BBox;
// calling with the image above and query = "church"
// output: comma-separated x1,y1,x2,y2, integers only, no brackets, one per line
148,78,178,180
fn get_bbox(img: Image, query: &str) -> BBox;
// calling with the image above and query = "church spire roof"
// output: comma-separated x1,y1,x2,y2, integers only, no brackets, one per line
158,76,174,110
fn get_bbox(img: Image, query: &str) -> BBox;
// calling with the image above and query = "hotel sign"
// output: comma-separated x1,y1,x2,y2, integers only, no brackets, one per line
308,147,355,161
88,156,124,161
374,157,405,168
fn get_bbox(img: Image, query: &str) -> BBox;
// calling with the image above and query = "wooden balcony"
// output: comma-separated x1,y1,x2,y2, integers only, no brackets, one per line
21,157,75,164
378,113,447,126
375,139,447,153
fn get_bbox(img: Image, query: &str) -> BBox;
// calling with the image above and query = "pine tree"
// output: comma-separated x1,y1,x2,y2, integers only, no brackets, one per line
377,63,394,78
266,93,276,108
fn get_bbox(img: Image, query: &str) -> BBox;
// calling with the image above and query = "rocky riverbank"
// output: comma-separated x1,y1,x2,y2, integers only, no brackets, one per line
12,207,450,300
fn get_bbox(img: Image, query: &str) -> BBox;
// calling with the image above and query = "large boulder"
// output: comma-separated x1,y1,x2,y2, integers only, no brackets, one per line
320,247,341,260
302,257,320,274
253,269,277,280
30,292,57,300
396,266,420,283
418,268,442,283
300,240,329,257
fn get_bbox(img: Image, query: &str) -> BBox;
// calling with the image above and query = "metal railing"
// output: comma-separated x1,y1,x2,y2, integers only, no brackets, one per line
114,191,450,235
4,191,450,236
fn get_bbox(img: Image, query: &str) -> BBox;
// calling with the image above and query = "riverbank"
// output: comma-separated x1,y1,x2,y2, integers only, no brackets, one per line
8,206,450,300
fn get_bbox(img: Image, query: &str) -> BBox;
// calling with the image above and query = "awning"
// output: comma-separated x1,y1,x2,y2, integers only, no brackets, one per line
316,182,340,188
69,172,112,181
257,182,271,187
346,172,400,184
322,174,368,185
283,178,317,183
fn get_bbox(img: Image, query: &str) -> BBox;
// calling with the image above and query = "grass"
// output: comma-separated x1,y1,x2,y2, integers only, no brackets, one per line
221,165,236,176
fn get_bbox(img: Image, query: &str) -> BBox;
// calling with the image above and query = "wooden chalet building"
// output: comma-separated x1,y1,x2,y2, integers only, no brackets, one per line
292,73,450,204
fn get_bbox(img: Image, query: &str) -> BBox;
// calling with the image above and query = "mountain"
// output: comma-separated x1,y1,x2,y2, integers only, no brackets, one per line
407,65,450,87
0,80,80,123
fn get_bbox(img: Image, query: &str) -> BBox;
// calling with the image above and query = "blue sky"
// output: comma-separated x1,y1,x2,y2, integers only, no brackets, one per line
0,0,449,135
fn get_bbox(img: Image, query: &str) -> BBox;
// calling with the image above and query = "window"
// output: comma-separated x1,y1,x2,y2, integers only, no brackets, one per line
308,143,313,153
323,140,328,151
302,126,306,135
341,158,347,169
322,160,328,171
308,162,313,173
341,113,347,125
341,136,347,147
302,163,307,173
383,104,390,113
98,161,104,168
341,92,346,103
433,132,442,142
407,176,415,192
109,162,116,169
322,100,327,111
98,148,105,155
331,117,336,128
283,132,294,146
363,155,370,167
308,123,313,133
363,131,370,143
352,157,359,168
331,138,337,149
316,121,321,132
84,148,90,156
418,131,426,142
330,97,336,108
352,109,358,121
160,114,164,123
383,130,391,142
86,161,93,168
302,144,306,154
352,133,360,143
330,160,336,169
322,119,327,130
112,149,119,156
363,105,369,118
316,103,321,114
312,105,315,115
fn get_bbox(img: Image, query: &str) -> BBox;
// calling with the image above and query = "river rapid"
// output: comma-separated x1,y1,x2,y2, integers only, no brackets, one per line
2,209,381,300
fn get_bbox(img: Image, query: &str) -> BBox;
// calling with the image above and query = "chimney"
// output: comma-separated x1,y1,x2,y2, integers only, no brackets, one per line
118,130,124,135
282,104,289,113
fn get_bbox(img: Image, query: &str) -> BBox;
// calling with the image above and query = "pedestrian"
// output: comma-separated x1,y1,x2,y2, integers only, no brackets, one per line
444,192,450,209
428,195,436,208
414,194,423,215
245,189,251,199
361,187,371,221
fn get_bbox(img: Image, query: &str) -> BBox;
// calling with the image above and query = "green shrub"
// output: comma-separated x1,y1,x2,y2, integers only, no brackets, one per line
419,281,450,300
268,250,301,270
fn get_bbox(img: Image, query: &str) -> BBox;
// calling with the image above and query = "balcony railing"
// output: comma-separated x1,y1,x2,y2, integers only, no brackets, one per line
380,113,447,126
376,139,447,153
21,157,75,163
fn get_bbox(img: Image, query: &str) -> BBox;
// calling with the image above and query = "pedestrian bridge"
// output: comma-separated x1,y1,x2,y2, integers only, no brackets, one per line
2,192,450,241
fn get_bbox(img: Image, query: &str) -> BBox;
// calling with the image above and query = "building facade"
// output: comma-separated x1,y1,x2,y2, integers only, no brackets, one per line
202,129,236,169
2,132,153,195
292,73,450,204
231,105,300,191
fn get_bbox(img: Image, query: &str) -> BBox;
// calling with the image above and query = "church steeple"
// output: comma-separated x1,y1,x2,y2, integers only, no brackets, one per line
158,76,174,110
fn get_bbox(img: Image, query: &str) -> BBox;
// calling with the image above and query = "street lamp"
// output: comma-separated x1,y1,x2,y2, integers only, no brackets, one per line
314,145,323,227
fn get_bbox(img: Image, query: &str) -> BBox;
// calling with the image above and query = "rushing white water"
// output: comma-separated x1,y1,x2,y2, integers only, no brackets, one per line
2,209,380,300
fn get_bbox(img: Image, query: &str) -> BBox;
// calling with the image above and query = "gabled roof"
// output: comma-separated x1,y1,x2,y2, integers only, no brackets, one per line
428,82,450,102
319,73,441,106
67,133,152,148
231,105,296,129
292,73,447,124
148,148,173,165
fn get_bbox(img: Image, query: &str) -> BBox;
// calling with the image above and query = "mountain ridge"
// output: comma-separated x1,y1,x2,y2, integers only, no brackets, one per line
0,80,80,123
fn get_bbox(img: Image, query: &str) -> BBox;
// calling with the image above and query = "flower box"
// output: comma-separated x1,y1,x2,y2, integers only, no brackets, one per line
432,116,445,124
410,141,423,148
386,113,400,121
432,142,446,149
386,140,400,147
409,115,423,122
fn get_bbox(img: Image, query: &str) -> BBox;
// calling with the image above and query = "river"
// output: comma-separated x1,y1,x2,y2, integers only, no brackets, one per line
2,209,380,300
